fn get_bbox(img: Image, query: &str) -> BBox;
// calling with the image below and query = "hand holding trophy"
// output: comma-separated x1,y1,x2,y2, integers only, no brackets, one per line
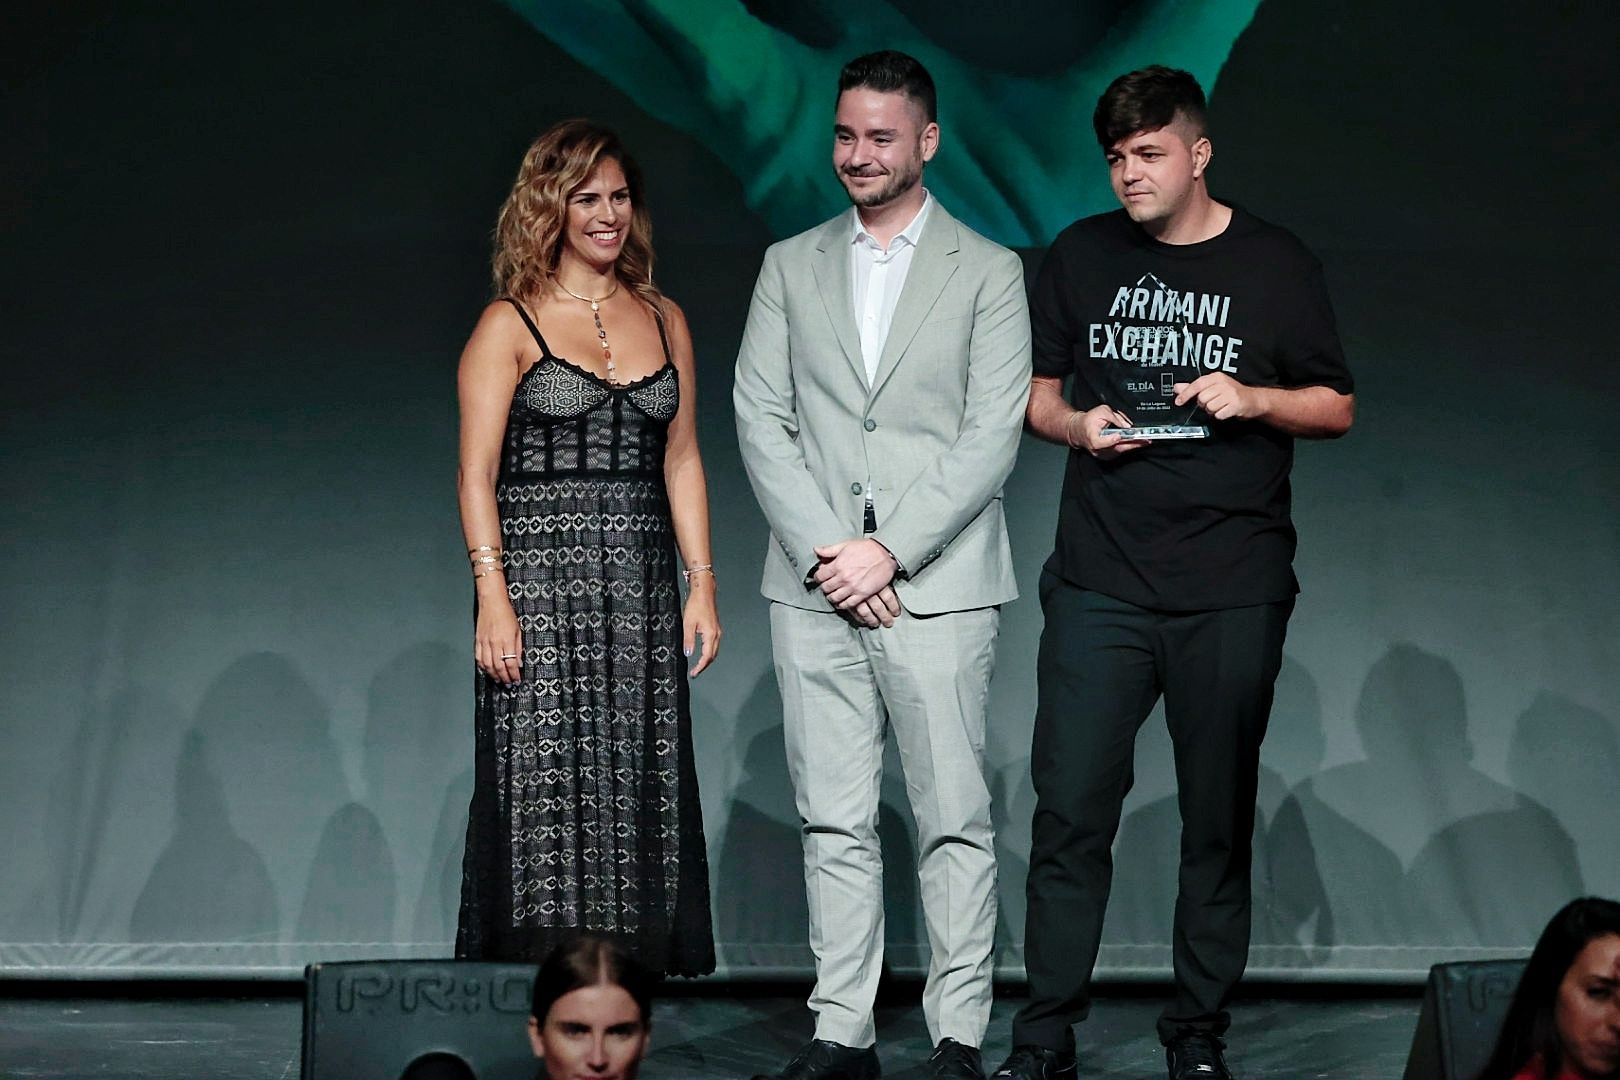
1099,368,1212,440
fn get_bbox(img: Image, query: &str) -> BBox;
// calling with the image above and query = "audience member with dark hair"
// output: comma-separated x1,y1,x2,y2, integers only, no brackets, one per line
1478,897,1620,1080
398,1052,476,1080
992,62,1354,1080
528,935,656,1080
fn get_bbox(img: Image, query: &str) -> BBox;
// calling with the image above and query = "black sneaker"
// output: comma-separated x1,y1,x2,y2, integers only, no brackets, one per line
928,1038,985,1079
751,1038,881,1080
987,1044,1077,1079
1165,1032,1231,1080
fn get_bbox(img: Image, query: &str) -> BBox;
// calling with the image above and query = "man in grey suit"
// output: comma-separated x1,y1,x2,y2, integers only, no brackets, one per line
735,51,1032,1080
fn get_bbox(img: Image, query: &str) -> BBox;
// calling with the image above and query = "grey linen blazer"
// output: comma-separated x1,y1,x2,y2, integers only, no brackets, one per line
734,202,1032,616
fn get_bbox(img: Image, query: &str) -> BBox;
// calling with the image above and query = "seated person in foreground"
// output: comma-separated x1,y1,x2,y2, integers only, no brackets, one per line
1478,896,1620,1080
528,935,655,1080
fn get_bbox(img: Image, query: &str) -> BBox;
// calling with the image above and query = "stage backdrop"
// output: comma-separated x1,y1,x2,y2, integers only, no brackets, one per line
2,0,1615,979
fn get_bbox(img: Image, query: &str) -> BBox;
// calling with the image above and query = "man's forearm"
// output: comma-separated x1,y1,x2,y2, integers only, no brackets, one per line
1026,375,1078,446
1255,385,1355,438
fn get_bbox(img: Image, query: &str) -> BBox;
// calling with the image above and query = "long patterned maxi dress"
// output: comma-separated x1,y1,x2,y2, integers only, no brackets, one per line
455,298,714,975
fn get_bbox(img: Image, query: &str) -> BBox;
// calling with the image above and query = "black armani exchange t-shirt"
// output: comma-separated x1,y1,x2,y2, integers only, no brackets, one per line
1032,206,1354,612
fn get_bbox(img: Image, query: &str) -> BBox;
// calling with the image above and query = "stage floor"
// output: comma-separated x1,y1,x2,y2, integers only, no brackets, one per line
0,984,1421,1078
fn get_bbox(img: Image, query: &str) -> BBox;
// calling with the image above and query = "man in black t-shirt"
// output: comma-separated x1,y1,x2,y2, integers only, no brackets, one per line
990,67,1354,1080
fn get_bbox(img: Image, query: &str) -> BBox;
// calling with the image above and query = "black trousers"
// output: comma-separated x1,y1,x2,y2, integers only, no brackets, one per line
1012,572,1293,1049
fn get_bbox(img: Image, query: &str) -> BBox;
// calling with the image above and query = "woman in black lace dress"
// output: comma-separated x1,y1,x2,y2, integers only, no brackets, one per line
454,120,717,975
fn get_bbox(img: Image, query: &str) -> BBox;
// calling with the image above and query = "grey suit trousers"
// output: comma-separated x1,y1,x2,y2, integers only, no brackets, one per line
771,601,1000,1049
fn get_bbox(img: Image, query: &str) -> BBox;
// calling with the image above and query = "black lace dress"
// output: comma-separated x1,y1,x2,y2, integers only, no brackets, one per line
455,298,714,975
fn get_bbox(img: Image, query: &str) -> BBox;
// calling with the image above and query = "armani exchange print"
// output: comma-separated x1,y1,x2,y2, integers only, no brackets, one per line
1029,206,1354,612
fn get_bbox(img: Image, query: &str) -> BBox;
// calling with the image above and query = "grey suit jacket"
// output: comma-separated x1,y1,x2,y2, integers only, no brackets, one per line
733,202,1032,616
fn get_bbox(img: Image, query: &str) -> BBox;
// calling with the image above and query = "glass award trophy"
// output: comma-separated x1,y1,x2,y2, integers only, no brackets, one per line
1099,369,1210,440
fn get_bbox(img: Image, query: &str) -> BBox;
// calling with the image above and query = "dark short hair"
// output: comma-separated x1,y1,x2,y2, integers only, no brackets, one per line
1093,65,1207,149
398,1052,475,1080
837,50,937,124
530,934,656,1025
1477,896,1620,1080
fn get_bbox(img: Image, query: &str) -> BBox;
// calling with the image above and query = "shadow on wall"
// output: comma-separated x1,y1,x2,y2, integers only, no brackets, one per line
297,802,395,944
362,641,470,943
132,728,280,940
1254,655,1332,951
1093,645,1591,957
129,647,475,951
990,760,1035,955
712,669,924,970
301,641,472,947
1509,692,1620,899
415,763,474,947
1272,643,1583,949
130,653,343,944
714,674,810,966
39,685,185,944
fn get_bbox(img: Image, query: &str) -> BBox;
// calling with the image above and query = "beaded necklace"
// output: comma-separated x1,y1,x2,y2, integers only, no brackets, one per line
556,277,622,383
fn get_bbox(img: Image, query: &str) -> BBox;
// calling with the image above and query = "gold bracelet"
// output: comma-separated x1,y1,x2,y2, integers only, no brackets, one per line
681,564,715,582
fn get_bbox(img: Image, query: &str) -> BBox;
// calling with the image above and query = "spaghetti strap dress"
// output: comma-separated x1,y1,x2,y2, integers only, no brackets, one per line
455,297,715,975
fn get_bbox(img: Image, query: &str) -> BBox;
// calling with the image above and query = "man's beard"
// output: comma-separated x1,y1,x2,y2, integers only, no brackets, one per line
840,155,923,209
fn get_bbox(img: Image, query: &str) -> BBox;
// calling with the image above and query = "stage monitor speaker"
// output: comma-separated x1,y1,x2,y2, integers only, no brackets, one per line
1402,957,1526,1080
302,959,538,1080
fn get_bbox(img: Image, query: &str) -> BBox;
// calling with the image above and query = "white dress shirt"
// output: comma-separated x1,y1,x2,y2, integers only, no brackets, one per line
851,191,933,386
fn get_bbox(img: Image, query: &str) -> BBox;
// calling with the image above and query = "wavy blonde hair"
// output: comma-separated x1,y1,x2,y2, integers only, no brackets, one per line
492,119,663,310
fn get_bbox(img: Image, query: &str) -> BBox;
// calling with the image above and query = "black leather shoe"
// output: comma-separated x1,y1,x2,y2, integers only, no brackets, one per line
1165,1032,1231,1080
751,1038,881,1080
928,1038,985,1079
987,1044,1077,1079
